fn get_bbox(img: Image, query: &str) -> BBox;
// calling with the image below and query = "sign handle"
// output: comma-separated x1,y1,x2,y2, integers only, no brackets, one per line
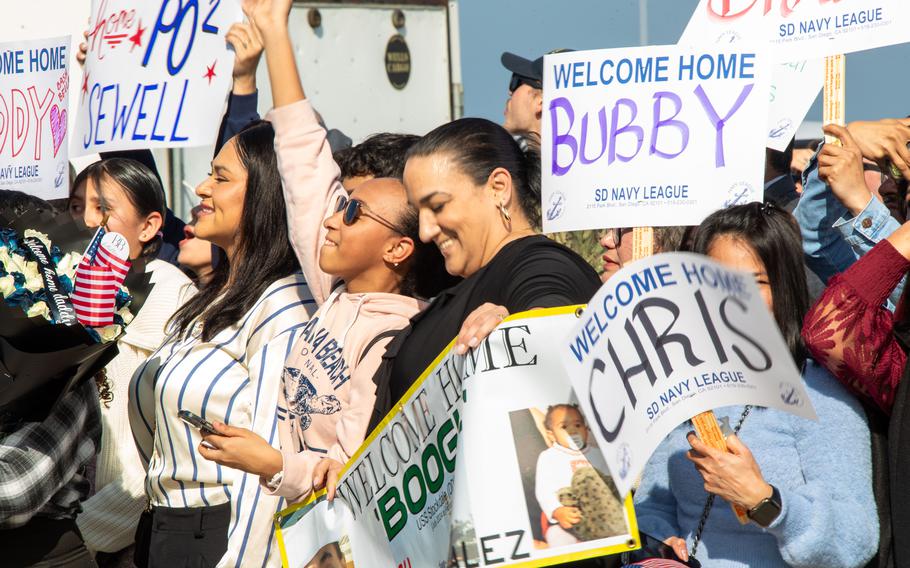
632,227,654,261
823,54,846,146
690,411,751,524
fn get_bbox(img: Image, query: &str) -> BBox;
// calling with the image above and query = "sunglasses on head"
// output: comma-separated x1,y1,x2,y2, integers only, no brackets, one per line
335,196,407,235
509,73,542,93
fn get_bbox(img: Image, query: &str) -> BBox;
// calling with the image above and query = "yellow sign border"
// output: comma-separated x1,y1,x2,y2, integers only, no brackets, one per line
274,305,641,567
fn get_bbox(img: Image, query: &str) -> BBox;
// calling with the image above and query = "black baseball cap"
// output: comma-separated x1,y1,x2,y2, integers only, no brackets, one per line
501,48,575,86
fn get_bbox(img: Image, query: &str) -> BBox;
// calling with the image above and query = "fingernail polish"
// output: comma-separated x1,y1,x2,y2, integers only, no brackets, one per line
468,337,478,348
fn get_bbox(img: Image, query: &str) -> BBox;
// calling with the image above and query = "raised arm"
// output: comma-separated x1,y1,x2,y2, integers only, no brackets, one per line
214,23,264,154
245,0,345,305
802,227,910,414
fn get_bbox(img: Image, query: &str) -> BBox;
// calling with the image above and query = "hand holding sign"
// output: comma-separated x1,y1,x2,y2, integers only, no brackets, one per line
686,433,773,511
454,302,510,355
312,458,345,501
843,118,910,180
817,124,871,216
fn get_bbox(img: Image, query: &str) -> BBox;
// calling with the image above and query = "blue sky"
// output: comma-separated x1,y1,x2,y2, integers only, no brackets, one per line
459,0,910,126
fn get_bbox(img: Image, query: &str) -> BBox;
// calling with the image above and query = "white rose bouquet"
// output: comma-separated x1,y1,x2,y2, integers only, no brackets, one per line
0,205,152,428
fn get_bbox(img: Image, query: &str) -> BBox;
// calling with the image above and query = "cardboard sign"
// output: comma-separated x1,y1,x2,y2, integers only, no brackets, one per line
764,59,824,151
677,0,910,151
72,0,241,156
681,0,910,61
275,309,640,568
0,36,70,199
541,45,770,232
680,15,824,152
560,253,817,498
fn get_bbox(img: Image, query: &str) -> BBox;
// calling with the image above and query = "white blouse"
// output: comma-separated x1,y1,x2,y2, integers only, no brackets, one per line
129,272,315,567
79,259,196,553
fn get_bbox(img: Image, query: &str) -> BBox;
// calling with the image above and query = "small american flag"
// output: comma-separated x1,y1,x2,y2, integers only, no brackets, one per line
72,227,131,327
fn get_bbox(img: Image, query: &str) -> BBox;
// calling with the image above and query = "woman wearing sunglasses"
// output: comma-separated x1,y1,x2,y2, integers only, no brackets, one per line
195,0,453,507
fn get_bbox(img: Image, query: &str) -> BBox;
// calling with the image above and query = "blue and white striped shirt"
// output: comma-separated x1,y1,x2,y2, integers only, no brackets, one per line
129,273,315,568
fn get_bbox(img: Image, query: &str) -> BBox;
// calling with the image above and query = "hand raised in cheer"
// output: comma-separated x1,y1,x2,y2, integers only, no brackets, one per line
198,421,283,479
818,124,873,216
685,432,773,512
226,23,263,95
242,0,294,42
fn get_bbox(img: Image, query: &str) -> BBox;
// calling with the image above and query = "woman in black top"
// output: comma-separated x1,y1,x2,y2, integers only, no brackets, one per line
371,118,601,420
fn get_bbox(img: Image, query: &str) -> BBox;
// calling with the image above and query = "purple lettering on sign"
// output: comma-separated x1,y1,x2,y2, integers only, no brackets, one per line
549,97,577,176
608,98,643,165
650,91,689,160
693,83,754,168
580,108,607,165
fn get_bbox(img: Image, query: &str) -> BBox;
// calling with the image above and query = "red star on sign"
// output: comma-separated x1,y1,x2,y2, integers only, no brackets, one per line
81,72,90,97
204,61,217,84
129,21,146,52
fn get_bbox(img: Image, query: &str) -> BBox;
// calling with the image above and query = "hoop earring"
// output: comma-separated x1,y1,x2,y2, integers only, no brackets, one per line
498,202,511,223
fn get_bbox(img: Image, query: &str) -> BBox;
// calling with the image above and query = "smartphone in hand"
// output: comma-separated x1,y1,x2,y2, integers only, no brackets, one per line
178,409,218,437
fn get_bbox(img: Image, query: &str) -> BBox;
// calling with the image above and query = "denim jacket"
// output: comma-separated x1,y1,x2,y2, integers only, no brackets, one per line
794,144,903,309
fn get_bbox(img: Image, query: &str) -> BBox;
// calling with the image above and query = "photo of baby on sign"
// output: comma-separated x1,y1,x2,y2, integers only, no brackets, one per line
509,403,628,549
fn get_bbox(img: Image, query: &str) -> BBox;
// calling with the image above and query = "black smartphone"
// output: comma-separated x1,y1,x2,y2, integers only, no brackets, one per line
178,410,218,437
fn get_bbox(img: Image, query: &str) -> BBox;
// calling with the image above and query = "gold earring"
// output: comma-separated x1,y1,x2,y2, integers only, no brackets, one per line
498,202,511,223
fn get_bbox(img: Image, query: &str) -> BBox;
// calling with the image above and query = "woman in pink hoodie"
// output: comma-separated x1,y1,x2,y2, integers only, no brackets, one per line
196,0,452,504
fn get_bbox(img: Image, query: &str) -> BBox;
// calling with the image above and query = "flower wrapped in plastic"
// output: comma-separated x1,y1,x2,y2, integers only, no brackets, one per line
0,204,152,429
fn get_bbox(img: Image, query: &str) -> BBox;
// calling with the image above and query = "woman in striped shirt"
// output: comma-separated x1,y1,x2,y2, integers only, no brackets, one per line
128,121,315,568
69,158,197,565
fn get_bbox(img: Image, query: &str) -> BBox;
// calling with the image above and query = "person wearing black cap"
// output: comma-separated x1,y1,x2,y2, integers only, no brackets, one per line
500,51,546,136
501,49,572,136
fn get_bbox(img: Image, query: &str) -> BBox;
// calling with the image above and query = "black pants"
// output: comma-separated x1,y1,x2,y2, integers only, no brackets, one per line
0,517,96,567
134,503,230,568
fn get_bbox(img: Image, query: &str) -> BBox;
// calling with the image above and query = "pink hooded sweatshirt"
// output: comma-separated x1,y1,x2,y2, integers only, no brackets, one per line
263,99,423,502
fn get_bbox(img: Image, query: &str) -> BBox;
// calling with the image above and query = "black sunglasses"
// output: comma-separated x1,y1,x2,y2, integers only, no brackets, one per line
335,196,407,235
509,73,542,93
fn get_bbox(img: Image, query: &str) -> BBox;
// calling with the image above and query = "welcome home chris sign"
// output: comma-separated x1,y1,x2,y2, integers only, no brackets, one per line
560,253,816,498
541,45,770,233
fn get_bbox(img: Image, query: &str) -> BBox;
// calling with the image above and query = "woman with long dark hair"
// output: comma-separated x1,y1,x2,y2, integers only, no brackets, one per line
68,159,197,565
193,0,453,506
634,203,876,567
128,121,314,568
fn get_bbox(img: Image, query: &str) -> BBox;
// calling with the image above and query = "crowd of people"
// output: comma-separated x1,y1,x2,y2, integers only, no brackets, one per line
3,1,910,567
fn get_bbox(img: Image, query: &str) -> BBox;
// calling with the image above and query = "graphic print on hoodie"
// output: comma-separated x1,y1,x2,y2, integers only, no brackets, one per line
282,312,353,449
283,367,341,430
